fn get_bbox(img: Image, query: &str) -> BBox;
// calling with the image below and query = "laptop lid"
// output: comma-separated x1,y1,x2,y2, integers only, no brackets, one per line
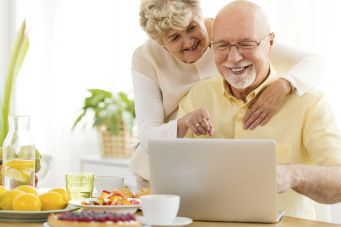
148,138,281,223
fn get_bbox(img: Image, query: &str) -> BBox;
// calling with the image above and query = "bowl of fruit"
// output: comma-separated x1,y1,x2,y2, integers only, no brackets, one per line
69,189,142,214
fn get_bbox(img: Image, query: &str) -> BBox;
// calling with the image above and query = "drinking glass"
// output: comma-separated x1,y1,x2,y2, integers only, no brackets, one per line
35,155,53,187
66,173,94,199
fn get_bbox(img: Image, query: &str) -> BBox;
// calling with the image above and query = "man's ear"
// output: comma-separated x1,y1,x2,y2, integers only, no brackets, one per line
269,32,275,46
268,32,275,53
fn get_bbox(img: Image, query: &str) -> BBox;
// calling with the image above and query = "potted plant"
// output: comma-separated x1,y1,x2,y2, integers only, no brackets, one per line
72,89,136,158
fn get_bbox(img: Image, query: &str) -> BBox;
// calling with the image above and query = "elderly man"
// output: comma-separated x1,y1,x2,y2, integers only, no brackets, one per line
177,0,341,222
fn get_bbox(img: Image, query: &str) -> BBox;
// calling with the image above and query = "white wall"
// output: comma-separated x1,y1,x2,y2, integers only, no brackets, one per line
12,0,148,188
0,0,15,87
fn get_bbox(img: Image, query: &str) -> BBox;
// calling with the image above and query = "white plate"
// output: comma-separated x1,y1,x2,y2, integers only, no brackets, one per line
138,216,193,226
68,198,141,214
0,205,79,222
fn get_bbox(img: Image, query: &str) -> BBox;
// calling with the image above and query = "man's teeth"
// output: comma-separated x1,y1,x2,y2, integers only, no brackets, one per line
230,67,245,72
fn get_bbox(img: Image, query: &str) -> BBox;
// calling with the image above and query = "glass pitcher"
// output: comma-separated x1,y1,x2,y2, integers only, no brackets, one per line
2,116,35,189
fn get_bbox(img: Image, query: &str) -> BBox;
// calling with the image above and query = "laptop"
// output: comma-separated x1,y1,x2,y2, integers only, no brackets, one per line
147,138,284,223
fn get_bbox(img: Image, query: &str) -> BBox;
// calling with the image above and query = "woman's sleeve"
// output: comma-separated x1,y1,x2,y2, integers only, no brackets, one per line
271,43,326,96
132,70,178,147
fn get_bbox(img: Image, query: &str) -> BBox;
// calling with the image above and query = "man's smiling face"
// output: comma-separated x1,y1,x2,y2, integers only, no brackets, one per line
213,2,274,92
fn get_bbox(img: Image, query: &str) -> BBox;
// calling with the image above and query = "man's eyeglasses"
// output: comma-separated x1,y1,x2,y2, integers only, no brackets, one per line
210,33,272,55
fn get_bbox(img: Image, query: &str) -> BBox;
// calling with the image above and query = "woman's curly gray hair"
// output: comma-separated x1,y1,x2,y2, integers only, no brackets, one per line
140,0,202,43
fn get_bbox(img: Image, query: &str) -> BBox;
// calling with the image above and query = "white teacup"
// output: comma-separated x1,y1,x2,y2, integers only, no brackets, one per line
141,194,180,225
94,176,124,193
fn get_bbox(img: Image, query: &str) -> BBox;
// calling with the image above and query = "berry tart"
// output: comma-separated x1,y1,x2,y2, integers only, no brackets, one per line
48,211,141,227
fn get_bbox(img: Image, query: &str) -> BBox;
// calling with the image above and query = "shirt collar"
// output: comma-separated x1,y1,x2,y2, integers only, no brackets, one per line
222,64,278,104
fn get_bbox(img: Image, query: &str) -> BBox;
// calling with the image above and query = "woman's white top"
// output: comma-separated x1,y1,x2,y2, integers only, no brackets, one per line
130,39,324,180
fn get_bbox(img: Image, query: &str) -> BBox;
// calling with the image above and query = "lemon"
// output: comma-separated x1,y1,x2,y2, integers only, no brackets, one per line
5,159,34,169
17,147,41,172
39,191,67,211
3,168,25,182
49,188,70,202
0,190,25,210
3,168,28,183
15,185,39,196
0,186,6,196
0,186,7,210
3,160,35,183
12,193,42,211
0,165,2,185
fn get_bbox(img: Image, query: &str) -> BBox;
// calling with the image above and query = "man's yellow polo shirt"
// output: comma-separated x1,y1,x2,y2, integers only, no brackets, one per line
178,67,341,221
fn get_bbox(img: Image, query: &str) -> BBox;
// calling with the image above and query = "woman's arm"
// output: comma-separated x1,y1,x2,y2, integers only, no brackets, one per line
271,42,325,96
243,43,325,129
132,70,178,147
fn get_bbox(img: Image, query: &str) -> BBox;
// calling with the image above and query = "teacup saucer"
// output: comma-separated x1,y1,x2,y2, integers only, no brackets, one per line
138,216,193,226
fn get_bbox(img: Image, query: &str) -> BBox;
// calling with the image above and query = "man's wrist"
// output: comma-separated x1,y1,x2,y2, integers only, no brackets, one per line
289,164,301,189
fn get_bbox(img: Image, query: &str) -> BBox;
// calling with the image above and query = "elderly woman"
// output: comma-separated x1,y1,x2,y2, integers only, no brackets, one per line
131,0,323,187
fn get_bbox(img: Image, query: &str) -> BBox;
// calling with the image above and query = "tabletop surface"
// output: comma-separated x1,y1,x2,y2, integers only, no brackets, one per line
1,216,340,227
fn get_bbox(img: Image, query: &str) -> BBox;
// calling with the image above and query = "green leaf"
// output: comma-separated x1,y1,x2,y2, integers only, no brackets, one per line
118,92,129,104
0,20,29,144
84,89,111,108
71,109,87,130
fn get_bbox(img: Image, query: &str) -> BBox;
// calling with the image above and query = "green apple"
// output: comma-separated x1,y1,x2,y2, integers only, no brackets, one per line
35,148,41,173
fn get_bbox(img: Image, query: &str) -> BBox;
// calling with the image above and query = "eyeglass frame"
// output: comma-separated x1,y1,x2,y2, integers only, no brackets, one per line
210,32,273,54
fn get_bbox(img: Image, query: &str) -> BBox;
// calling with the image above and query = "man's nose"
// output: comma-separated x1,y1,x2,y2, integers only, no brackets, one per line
227,46,243,63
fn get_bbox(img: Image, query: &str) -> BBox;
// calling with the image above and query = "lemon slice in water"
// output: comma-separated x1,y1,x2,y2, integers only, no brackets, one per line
4,168,25,182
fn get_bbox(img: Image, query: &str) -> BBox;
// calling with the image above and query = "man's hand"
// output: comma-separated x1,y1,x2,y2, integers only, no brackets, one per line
277,164,341,204
177,108,215,137
243,78,292,130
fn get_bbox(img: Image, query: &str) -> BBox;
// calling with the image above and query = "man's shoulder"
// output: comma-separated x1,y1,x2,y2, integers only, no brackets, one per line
300,87,324,101
290,87,327,108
